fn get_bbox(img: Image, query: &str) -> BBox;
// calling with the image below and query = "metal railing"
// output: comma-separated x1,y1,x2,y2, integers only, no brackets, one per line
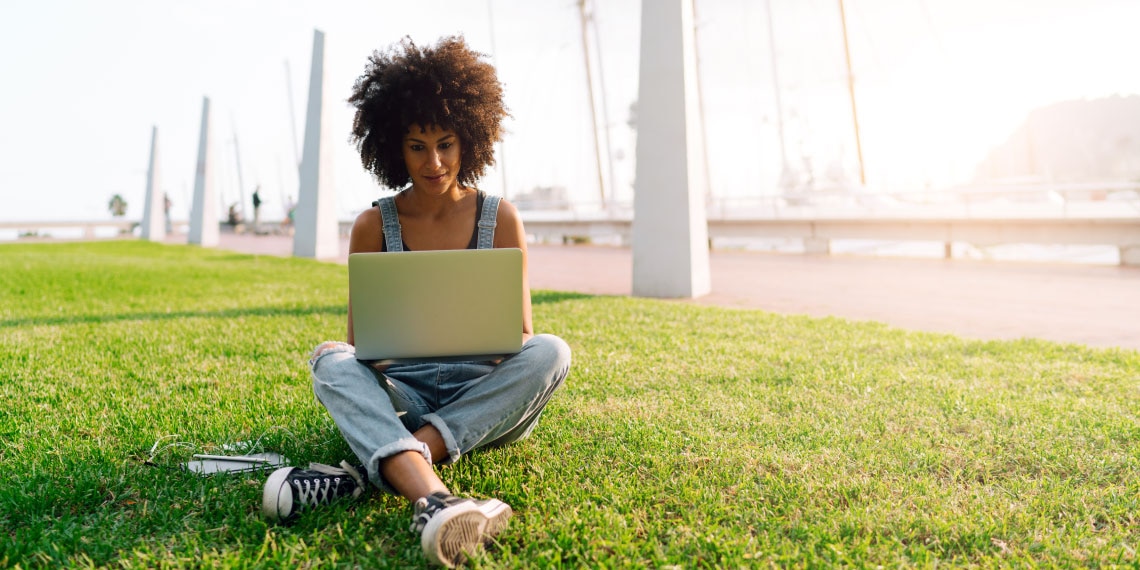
516,182,1140,221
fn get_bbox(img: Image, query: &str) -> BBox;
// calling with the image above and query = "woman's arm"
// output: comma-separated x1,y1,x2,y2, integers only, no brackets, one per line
346,207,384,345
493,198,534,344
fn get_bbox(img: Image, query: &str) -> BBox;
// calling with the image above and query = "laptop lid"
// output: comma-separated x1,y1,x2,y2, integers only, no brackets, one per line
348,248,523,362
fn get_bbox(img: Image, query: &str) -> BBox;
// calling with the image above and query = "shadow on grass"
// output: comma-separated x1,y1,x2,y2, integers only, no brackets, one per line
531,290,596,304
4,292,594,328
0,305,346,328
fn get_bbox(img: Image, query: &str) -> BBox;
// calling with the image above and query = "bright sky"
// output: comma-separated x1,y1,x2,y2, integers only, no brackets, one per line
2,0,1137,222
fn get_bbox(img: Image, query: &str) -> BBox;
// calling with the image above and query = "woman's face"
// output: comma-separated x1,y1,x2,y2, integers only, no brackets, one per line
402,124,462,194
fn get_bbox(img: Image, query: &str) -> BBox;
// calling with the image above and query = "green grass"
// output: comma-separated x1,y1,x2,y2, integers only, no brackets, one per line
2,240,1139,568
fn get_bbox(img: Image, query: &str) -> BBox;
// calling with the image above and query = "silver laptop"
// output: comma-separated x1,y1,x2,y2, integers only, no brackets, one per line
348,248,523,362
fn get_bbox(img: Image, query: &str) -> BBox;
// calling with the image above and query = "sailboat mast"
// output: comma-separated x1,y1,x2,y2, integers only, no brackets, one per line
838,0,867,186
691,0,713,204
231,121,248,219
486,0,509,199
590,6,619,206
284,60,302,171
578,0,607,208
765,0,790,186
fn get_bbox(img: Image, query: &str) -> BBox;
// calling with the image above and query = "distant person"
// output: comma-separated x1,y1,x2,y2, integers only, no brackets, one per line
260,36,571,567
281,196,296,232
252,186,262,230
163,193,172,233
226,203,243,226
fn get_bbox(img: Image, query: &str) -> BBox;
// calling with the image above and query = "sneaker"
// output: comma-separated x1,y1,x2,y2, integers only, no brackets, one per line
411,491,513,567
262,461,367,522
471,497,513,539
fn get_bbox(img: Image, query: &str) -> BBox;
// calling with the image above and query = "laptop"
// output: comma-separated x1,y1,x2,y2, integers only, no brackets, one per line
348,248,523,363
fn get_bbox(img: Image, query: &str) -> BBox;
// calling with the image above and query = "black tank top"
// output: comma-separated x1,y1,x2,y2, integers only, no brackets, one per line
375,191,485,252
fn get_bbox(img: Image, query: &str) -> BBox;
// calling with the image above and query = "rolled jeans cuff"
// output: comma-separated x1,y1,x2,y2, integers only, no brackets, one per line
310,340,354,367
367,439,432,494
420,412,461,465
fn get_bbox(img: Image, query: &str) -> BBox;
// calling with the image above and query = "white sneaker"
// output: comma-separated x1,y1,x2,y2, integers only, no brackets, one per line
411,491,513,567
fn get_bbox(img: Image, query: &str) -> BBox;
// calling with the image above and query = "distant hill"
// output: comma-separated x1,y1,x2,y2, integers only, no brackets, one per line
974,95,1140,183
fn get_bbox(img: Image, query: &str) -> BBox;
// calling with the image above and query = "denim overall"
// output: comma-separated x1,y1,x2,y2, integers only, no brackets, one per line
309,192,571,492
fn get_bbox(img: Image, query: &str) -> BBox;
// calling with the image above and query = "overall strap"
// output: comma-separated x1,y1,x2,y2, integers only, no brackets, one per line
476,194,501,249
375,195,404,252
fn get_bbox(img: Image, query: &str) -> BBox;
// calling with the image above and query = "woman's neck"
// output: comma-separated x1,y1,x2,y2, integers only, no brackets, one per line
402,184,471,216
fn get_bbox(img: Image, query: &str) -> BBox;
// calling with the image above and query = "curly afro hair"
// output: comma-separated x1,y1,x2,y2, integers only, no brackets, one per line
348,35,508,190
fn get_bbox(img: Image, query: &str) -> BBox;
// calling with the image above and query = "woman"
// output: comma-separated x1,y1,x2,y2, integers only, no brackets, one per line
261,36,571,567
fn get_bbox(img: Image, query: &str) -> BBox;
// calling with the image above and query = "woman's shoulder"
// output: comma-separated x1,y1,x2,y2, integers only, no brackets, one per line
354,204,382,227
349,204,383,253
492,194,520,223
475,190,518,227
491,194,525,249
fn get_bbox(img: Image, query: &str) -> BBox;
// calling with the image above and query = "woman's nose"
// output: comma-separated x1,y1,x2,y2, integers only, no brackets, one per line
427,149,442,168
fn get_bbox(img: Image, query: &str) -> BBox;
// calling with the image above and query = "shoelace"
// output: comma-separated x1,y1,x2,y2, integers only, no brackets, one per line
293,461,367,507
310,461,366,492
410,499,435,533
410,492,465,533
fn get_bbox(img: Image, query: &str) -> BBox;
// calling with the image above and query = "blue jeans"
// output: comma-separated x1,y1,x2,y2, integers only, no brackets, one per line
310,335,571,492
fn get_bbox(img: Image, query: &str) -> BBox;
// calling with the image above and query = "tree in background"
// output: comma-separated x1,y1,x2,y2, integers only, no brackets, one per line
108,194,127,217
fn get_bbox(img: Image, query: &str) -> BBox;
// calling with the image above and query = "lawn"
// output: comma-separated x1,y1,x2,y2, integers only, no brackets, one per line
1,240,1138,568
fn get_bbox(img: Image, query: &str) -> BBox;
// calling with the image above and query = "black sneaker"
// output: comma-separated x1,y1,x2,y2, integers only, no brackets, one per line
411,491,513,567
262,461,367,522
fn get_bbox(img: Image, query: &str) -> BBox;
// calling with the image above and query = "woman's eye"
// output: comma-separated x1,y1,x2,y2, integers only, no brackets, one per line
410,144,424,151
439,142,452,150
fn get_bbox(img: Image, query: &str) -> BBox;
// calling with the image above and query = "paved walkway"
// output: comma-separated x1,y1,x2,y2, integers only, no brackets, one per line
183,233,1140,351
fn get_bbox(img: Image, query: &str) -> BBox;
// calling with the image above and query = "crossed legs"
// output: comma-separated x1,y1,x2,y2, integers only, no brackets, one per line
311,334,571,500
383,426,450,501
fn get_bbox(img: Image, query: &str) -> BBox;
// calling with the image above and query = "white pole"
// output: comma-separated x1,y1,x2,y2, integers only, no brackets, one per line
188,97,219,247
292,29,338,260
140,125,165,241
631,0,711,298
